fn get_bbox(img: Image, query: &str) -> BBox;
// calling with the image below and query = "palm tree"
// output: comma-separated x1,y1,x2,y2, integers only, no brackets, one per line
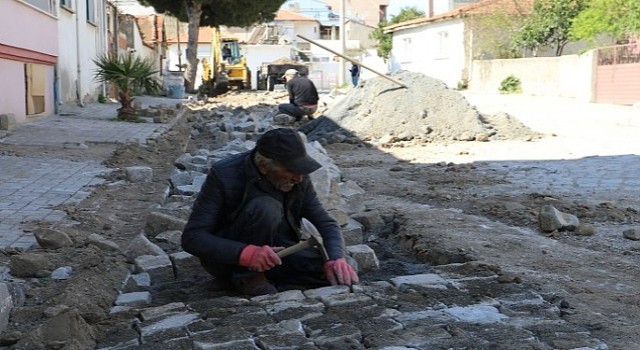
93,53,162,121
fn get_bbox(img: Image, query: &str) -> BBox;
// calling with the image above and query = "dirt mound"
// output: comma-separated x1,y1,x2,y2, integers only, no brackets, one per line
320,71,543,145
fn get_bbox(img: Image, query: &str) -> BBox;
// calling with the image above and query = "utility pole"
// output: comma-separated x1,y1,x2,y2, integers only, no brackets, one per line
339,0,346,86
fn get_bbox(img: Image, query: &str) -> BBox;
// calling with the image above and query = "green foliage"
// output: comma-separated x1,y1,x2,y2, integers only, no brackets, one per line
513,0,587,56
93,53,161,120
499,75,522,94
570,0,640,42
139,0,283,27
98,94,106,103
371,6,425,61
467,13,527,59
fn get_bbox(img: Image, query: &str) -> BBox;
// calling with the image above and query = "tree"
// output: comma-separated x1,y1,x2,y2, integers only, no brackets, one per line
570,0,640,42
140,0,285,92
513,0,587,56
371,7,425,61
93,53,162,121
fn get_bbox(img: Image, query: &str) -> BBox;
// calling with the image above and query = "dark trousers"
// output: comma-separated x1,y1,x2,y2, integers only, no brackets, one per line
199,196,328,288
277,103,318,120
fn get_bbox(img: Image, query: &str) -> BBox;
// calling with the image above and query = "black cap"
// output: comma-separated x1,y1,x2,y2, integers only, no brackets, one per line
256,129,322,174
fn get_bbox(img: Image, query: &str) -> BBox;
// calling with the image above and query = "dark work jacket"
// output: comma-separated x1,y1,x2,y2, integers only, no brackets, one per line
286,76,319,106
181,149,345,266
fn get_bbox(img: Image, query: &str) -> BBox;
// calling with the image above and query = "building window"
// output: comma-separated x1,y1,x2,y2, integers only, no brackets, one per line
60,0,74,12
86,0,96,23
23,0,54,14
402,37,412,63
437,31,449,58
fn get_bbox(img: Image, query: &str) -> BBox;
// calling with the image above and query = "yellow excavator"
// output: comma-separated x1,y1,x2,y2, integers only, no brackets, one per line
201,27,251,94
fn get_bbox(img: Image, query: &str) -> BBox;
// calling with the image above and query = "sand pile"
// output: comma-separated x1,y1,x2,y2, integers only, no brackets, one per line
305,71,542,146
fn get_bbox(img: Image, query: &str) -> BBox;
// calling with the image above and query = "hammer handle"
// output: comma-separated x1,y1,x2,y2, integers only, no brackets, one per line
277,240,311,258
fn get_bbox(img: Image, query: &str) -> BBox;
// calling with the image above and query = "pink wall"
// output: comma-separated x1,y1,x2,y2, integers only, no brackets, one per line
0,1,58,57
0,1,58,123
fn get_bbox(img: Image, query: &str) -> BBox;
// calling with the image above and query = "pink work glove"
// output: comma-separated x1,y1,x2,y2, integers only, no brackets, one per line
324,258,359,286
239,245,282,272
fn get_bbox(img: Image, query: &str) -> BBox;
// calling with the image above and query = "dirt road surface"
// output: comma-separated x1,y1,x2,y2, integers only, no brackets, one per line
1,87,640,349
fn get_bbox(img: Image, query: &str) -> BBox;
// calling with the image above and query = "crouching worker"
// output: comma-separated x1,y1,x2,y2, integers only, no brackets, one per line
181,128,359,296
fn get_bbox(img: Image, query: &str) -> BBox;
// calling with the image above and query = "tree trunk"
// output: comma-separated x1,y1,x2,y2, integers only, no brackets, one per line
117,91,137,121
183,1,203,93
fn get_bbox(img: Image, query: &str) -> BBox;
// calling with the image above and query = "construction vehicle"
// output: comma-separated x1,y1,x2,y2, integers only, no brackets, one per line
201,27,251,94
256,58,309,91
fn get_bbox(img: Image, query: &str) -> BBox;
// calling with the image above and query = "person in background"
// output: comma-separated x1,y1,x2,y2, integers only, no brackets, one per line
221,44,232,63
349,63,360,87
181,128,359,296
277,69,319,122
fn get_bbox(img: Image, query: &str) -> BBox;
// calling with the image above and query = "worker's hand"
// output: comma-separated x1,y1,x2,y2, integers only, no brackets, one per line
239,245,282,272
324,258,359,286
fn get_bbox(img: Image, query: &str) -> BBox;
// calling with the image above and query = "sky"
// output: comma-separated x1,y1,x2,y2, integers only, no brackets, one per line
387,0,427,18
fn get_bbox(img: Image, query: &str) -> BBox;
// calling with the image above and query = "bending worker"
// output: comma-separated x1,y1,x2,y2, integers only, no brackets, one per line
181,128,359,296
277,69,319,121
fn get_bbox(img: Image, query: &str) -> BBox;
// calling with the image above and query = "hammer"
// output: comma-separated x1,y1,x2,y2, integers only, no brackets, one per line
277,218,329,261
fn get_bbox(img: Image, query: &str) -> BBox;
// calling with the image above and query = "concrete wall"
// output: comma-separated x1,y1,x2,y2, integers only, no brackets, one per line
57,0,108,106
390,19,466,88
469,52,596,102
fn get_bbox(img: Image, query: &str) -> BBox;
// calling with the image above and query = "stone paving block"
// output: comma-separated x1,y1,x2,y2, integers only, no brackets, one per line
194,338,260,350
144,212,187,237
306,321,362,349
139,302,188,321
0,283,12,334
303,285,350,300
140,312,199,338
264,299,325,322
393,310,454,328
390,274,448,289
445,305,508,324
170,251,203,280
115,292,152,307
0,114,16,131
125,166,153,183
255,334,316,350
351,210,385,232
318,292,373,308
342,218,364,245
252,289,305,304
123,272,151,293
347,244,380,272
134,254,174,285
191,325,254,348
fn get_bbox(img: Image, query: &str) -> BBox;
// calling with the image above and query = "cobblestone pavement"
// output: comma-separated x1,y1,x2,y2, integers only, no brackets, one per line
0,96,189,248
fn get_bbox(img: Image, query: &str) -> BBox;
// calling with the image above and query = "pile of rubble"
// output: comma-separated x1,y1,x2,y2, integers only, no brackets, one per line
304,71,543,147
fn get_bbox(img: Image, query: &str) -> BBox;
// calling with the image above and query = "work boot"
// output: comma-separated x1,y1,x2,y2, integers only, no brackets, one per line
232,272,277,296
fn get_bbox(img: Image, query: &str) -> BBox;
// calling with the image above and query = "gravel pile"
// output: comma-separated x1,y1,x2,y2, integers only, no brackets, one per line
309,71,543,146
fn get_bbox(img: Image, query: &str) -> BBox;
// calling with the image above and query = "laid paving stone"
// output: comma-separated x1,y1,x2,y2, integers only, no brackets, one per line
123,272,151,293
134,254,174,285
264,299,325,322
305,321,362,348
303,285,350,300
318,292,374,307
139,312,199,339
190,325,254,348
138,302,188,321
390,274,448,288
445,305,508,324
252,289,305,304
115,292,151,307
193,338,260,350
